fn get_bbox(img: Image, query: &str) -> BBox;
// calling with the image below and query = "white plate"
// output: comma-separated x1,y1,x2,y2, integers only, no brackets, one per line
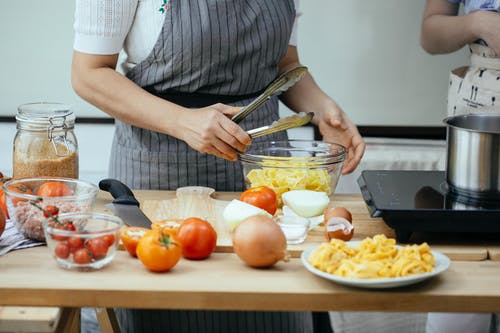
301,241,451,289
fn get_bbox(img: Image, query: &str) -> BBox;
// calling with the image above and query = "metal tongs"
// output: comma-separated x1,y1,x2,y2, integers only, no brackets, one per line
231,66,308,124
246,112,314,138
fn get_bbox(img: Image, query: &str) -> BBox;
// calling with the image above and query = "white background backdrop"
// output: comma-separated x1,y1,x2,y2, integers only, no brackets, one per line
0,0,468,125
0,1,460,192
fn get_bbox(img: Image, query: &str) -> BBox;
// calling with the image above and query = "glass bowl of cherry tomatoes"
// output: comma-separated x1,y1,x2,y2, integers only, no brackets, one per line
44,212,123,270
2,177,99,241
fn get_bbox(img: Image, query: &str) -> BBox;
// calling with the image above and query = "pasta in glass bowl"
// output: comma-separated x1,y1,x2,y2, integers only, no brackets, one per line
239,140,346,206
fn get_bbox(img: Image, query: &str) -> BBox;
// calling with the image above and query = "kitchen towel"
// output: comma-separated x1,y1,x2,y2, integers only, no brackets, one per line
0,219,45,256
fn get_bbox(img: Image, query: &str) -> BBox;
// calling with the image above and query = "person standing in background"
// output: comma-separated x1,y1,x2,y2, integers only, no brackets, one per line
71,0,365,332
421,0,500,117
421,1,500,332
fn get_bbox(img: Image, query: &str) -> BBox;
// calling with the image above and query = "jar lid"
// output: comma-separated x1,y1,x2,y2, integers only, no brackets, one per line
16,102,75,130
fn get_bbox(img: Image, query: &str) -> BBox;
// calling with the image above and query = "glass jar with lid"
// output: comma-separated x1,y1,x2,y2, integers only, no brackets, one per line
13,102,79,179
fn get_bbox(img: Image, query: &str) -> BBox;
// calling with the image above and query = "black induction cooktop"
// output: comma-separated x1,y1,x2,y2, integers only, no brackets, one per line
357,170,500,242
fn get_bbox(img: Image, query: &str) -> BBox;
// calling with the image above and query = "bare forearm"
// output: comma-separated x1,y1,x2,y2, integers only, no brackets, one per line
421,13,478,54
71,55,185,137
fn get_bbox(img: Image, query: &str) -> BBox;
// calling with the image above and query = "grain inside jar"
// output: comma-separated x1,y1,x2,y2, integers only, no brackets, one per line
13,137,78,178
13,103,79,179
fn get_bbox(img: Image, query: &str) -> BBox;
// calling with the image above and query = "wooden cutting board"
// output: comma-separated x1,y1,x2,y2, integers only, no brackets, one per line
142,197,331,258
138,195,488,261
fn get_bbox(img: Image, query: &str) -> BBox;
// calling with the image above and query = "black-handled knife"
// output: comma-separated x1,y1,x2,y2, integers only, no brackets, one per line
99,178,152,228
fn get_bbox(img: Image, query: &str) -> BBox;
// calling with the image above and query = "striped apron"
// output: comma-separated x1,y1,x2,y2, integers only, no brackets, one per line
109,0,294,192
110,1,313,332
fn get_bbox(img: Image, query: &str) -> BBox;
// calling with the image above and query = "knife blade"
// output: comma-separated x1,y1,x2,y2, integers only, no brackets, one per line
99,178,152,228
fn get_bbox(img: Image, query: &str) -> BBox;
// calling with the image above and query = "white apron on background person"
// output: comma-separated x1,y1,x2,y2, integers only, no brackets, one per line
103,0,312,332
447,43,500,116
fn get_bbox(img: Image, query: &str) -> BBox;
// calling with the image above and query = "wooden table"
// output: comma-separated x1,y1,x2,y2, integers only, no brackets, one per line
1,191,500,332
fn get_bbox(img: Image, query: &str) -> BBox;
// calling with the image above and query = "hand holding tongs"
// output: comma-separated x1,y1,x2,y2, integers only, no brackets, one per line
231,66,308,124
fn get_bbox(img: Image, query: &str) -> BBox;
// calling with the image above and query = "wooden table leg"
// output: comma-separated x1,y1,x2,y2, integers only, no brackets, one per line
95,308,121,333
55,307,80,333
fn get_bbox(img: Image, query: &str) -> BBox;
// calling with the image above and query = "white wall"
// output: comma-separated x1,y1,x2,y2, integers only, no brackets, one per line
0,1,455,193
0,0,468,125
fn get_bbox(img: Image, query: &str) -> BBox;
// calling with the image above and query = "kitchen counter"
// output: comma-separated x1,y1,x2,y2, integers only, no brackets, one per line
1,191,500,332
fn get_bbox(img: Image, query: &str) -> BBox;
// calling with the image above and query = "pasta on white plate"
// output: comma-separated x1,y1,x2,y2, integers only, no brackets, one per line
308,234,435,279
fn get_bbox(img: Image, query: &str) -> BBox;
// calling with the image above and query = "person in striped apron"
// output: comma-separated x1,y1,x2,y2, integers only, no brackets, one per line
72,0,365,332
421,1,500,332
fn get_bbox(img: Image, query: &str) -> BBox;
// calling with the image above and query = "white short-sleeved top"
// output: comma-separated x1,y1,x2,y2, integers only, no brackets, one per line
74,0,301,73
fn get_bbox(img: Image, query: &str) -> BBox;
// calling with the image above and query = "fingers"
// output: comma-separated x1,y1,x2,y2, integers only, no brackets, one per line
341,136,366,175
211,103,242,117
219,118,251,150
187,105,251,161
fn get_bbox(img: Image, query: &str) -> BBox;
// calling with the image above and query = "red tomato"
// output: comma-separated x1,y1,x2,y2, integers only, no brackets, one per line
67,237,84,253
120,227,150,257
73,248,92,264
37,181,73,197
85,238,109,260
47,219,75,242
100,234,116,247
43,205,59,218
49,224,69,241
176,218,217,260
239,186,278,215
136,229,182,272
54,241,70,259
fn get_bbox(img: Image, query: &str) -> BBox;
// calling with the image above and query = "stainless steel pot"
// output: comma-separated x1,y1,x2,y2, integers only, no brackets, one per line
445,114,500,199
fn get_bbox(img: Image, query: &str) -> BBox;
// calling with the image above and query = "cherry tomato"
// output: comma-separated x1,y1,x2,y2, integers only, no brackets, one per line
49,224,69,241
37,181,73,197
43,205,59,218
54,241,70,259
136,229,182,272
63,221,76,232
73,248,92,264
176,218,217,260
120,227,150,257
67,236,84,253
85,238,109,260
100,234,116,247
47,218,74,241
240,186,278,215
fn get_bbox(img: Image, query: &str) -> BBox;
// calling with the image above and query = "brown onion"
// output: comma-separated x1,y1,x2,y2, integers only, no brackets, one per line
232,215,289,268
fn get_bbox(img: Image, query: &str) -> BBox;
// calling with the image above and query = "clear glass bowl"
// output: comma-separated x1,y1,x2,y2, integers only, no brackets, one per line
2,177,98,241
44,212,123,271
239,140,346,205
275,215,310,244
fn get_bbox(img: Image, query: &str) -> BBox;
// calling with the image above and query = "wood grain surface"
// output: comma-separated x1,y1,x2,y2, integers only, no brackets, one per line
1,247,500,313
